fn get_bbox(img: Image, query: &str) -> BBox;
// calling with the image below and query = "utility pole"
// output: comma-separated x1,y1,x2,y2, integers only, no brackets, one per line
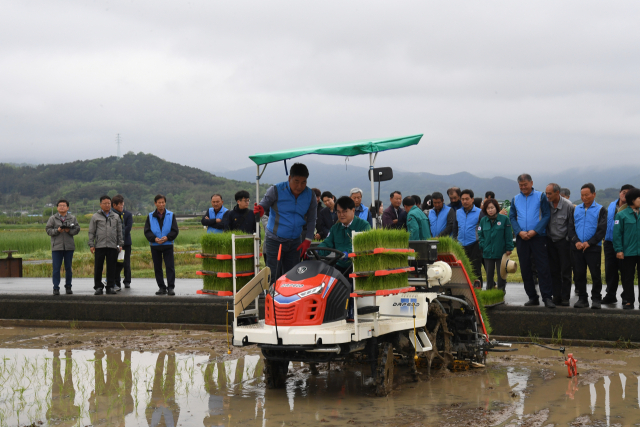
116,133,122,158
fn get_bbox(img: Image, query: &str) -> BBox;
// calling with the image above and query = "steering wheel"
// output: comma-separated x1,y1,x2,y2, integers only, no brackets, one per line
305,247,346,268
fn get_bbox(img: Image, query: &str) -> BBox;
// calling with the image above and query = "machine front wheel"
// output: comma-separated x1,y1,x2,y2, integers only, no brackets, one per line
375,342,394,397
264,358,289,389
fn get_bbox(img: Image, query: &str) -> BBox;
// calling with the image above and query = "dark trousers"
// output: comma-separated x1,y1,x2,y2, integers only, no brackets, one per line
604,240,625,300
516,235,553,300
116,245,132,286
52,250,74,290
621,256,640,303
572,246,603,301
94,247,118,290
463,241,483,284
484,258,506,291
151,245,175,289
265,236,302,284
546,237,572,301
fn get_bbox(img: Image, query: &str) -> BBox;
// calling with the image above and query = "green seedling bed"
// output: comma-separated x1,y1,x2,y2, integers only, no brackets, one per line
200,232,254,291
352,230,412,291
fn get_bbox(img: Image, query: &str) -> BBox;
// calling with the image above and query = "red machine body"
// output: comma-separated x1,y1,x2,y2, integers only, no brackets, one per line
265,260,351,327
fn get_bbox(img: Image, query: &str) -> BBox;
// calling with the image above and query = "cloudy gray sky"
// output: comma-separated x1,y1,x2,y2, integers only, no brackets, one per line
1,1,639,178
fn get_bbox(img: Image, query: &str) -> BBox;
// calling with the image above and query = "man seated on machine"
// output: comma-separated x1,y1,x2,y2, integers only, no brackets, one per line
318,196,371,276
318,196,371,319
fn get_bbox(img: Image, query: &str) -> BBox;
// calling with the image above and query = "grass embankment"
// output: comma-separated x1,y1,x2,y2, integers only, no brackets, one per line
0,227,206,258
24,248,202,279
1,226,207,279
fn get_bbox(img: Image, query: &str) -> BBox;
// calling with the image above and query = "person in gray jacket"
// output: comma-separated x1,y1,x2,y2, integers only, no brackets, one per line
545,183,574,306
45,199,81,295
89,195,123,295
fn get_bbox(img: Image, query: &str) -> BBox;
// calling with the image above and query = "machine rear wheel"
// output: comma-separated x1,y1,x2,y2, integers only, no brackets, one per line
375,342,394,397
264,358,289,389
424,303,454,374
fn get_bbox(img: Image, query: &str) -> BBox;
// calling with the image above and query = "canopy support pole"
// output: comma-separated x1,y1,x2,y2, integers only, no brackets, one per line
255,164,267,276
369,153,378,229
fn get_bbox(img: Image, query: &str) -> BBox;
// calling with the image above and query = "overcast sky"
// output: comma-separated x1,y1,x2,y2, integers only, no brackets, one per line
1,1,639,178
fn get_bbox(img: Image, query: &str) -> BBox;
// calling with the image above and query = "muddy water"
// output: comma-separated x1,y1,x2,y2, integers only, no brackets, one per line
1,328,640,426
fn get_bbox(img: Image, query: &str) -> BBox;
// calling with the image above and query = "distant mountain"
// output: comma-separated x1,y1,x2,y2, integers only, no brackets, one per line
220,160,520,203
0,153,268,215
539,166,640,200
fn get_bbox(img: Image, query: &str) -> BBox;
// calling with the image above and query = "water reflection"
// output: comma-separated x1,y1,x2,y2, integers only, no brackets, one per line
202,353,265,426
506,366,530,418
89,350,134,426
146,352,180,427
5,347,640,426
47,350,79,427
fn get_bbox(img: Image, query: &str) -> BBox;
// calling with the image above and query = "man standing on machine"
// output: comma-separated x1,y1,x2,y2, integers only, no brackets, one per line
253,163,317,283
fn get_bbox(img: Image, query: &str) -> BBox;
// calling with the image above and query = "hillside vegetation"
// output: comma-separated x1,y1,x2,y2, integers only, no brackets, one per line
0,152,269,217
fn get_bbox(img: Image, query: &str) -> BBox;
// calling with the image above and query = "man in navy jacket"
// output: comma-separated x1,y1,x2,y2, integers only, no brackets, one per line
509,174,554,308
228,190,256,234
568,183,608,309
457,189,482,286
111,195,133,290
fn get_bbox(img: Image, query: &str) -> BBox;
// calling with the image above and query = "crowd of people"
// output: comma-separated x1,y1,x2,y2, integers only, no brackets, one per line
45,163,640,311
46,194,178,296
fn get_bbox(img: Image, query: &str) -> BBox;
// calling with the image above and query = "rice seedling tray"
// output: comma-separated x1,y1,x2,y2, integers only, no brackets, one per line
196,270,255,278
350,286,416,298
347,248,415,258
349,266,415,278
196,252,261,260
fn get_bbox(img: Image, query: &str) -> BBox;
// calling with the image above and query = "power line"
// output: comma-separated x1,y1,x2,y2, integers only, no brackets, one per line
116,133,122,157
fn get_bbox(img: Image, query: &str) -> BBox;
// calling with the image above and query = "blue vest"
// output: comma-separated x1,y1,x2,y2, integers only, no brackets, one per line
456,206,480,246
207,206,228,234
429,205,452,237
149,210,174,246
605,200,618,242
266,182,313,240
357,206,369,222
574,202,603,245
513,190,545,236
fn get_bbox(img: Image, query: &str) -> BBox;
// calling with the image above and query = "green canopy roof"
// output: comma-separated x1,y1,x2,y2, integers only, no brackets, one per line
249,134,423,166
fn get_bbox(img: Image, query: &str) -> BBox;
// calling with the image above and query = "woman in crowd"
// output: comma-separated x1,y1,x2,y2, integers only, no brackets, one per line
478,198,513,292
421,195,433,215
45,199,81,295
613,188,640,309
316,191,337,239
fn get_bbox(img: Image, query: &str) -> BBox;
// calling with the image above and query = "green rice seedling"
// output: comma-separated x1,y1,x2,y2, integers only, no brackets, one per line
201,232,253,255
202,257,254,273
355,273,409,291
435,236,477,283
200,232,255,291
203,275,253,292
475,289,505,306
352,252,411,273
352,229,410,252
474,296,492,335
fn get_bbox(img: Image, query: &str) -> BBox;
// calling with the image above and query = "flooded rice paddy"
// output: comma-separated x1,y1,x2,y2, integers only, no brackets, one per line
1,327,640,426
